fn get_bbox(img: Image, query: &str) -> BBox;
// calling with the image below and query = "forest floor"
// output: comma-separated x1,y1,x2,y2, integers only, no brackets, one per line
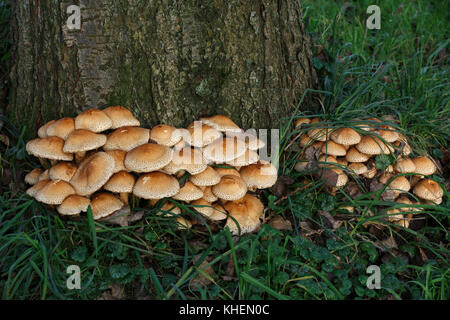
0,0,449,299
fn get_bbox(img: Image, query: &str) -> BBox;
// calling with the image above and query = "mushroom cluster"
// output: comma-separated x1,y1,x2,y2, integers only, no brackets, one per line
24,107,278,235
294,117,444,228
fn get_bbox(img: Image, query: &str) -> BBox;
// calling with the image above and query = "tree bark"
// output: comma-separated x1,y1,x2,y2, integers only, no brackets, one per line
8,0,317,138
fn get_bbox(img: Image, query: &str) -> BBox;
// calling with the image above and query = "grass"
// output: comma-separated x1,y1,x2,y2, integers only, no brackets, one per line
0,0,449,300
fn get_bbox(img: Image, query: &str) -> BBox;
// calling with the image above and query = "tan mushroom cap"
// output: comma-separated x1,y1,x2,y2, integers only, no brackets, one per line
318,155,338,168
191,198,215,217
172,181,204,202
157,201,181,216
49,162,77,182
175,217,193,230
26,137,73,161
239,161,278,190
385,208,403,222
376,125,399,143
300,134,314,147
201,186,219,202
226,131,265,151
394,134,412,156
294,160,309,172
362,167,377,179
207,203,228,221
70,152,115,196
150,124,183,147
90,192,124,220
38,120,56,138
307,118,330,142
387,176,411,194
103,171,135,193
105,150,127,173
35,180,76,205
189,166,221,187
224,194,264,235
25,168,44,185
225,148,259,167
103,126,150,152
133,172,180,199
379,172,392,184
345,147,370,162
322,168,348,187
26,179,51,197
187,121,222,147
38,169,50,181
395,157,416,173
63,129,107,153
212,175,248,201
102,105,140,129
46,118,75,140
348,163,368,175
413,179,443,201
200,115,242,133
395,196,421,213
203,136,247,163
295,118,311,127
330,127,361,145
214,166,240,177
164,147,207,175
74,108,112,133
321,141,347,156
57,195,91,216
355,136,392,155
411,156,436,176
124,143,173,173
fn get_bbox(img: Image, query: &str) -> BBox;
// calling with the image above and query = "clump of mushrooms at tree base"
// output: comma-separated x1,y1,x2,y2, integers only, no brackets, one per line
293,117,444,228
24,106,278,235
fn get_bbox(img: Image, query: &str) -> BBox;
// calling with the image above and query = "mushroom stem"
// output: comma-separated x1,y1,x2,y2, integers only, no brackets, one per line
75,151,86,164
119,192,129,205
39,157,50,169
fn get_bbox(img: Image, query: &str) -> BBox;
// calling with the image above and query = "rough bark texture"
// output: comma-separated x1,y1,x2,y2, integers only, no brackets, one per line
8,0,317,138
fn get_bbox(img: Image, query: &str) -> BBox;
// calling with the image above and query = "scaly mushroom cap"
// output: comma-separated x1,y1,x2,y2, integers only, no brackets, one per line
133,172,180,199
300,134,314,147
411,156,436,176
203,136,247,163
226,131,265,151
90,192,124,220
239,161,278,190
330,127,361,145
387,176,411,194
394,134,412,156
63,129,107,153
324,168,348,187
307,118,330,141
46,118,75,140
175,217,193,230
394,157,416,173
172,181,204,202
25,168,44,185
362,167,377,179
105,149,127,173
74,108,112,132
355,136,392,155
413,179,443,201
124,143,173,173
214,166,240,177
156,201,181,216
37,120,56,138
189,166,221,187
38,169,50,181
345,147,370,162
295,118,311,127
385,208,403,222
200,115,242,133
26,179,51,197
70,152,115,196
201,186,219,202
49,162,77,182
212,175,248,201
321,141,347,157
191,198,215,217
207,203,228,221
150,124,183,147
187,121,222,147
103,171,135,193
225,149,259,167
35,180,76,205
164,147,207,175
102,105,140,129
57,195,91,216
348,163,368,175
224,194,264,235
103,126,150,152
375,125,399,143
26,136,73,161
317,155,338,168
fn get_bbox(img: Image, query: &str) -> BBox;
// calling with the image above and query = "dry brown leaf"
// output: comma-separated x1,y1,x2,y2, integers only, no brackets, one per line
268,215,292,231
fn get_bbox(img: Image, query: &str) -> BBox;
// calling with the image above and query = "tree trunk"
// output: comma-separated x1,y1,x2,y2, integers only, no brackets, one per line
8,0,317,138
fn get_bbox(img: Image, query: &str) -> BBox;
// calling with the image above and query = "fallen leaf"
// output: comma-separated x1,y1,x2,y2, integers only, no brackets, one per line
191,256,216,287
322,168,339,187
319,210,343,230
268,215,292,231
